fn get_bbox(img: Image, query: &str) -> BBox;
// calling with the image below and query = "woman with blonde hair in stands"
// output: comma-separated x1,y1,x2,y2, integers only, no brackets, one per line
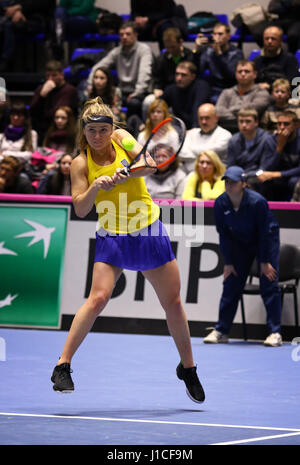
182,150,226,200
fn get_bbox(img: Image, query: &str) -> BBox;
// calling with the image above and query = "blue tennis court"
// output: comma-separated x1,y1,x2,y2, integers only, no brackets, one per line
0,327,299,446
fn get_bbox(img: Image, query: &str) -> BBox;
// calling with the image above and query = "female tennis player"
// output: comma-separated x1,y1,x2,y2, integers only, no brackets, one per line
51,97,205,403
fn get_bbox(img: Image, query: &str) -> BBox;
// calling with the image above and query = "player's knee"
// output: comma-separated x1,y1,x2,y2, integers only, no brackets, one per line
164,293,182,313
88,290,110,315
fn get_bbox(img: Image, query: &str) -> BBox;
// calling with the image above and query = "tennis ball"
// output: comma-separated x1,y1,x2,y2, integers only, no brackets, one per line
121,137,135,151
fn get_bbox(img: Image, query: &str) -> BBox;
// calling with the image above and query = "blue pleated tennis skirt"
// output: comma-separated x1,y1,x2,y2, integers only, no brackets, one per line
94,219,175,271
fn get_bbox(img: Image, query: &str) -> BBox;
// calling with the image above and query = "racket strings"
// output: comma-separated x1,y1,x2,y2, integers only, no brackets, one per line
149,119,186,168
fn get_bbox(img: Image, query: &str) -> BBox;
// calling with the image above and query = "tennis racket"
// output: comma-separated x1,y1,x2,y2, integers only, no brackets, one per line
121,116,186,175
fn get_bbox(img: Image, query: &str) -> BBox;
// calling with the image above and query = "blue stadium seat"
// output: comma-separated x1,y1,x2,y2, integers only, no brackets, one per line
295,50,300,70
68,13,231,44
71,48,104,60
248,49,261,61
64,48,104,80
64,14,131,45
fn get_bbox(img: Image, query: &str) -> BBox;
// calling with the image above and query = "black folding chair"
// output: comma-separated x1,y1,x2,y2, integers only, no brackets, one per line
240,244,300,340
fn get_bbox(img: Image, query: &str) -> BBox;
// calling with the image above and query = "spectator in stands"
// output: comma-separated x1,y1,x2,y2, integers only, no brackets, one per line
37,153,72,195
162,61,210,130
30,60,78,144
268,0,300,53
216,60,271,133
204,165,282,347
87,21,153,119
137,99,187,198
257,110,300,199
136,97,182,148
145,146,187,199
0,0,56,71
79,66,122,120
182,150,225,200
0,155,34,193
253,1,300,54
261,78,300,132
43,106,77,154
193,22,244,104
142,27,194,119
54,0,99,45
0,101,37,164
130,0,187,50
226,108,277,193
179,103,232,173
252,26,299,90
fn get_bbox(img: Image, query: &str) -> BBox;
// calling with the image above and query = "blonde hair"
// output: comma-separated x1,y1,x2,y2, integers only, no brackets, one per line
272,78,291,93
195,150,226,182
77,96,115,151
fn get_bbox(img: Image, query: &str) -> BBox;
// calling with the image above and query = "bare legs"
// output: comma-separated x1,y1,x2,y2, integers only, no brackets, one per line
57,259,194,369
142,259,195,368
57,262,122,365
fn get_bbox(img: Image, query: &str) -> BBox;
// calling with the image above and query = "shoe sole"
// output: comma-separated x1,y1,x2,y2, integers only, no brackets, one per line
264,342,282,347
185,388,205,404
177,369,205,404
203,339,228,344
53,386,74,393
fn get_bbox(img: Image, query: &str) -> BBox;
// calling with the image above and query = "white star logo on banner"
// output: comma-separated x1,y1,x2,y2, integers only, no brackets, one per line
15,219,56,259
0,242,17,256
0,294,18,309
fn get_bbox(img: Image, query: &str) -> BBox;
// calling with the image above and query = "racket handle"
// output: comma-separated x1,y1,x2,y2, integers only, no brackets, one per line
120,167,130,176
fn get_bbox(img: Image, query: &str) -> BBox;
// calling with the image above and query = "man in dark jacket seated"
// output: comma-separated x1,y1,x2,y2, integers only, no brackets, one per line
256,110,300,200
162,60,210,129
226,108,277,194
253,26,299,91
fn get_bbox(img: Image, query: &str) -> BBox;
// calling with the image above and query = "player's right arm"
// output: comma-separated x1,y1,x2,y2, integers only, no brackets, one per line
71,153,115,218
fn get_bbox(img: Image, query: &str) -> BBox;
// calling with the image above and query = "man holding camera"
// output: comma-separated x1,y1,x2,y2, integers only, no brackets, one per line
193,22,244,103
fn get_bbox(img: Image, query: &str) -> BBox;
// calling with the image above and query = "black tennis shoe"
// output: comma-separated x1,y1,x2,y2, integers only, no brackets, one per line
51,363,74,393
176,362,205,403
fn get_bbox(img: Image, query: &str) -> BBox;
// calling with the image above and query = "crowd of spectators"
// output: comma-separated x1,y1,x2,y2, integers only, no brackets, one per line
1,1,300,202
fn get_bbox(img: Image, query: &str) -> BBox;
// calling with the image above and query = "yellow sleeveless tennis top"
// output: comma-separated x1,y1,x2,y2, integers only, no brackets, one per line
87,139,160,234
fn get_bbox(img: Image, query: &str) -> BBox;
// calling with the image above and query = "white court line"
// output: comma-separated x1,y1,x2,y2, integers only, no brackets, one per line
0,412,300,434
211,431,300,446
